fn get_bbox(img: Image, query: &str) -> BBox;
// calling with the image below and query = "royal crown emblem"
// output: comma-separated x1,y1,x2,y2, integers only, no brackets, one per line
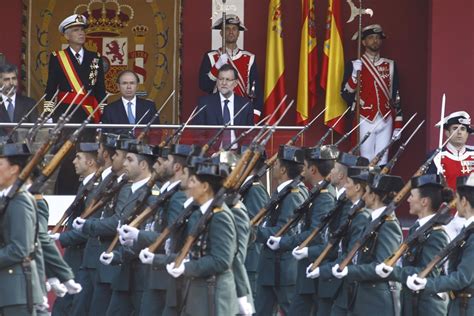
74,0,134,37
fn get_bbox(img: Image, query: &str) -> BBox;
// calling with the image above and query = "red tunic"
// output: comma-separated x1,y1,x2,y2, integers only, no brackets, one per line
434,143,474,190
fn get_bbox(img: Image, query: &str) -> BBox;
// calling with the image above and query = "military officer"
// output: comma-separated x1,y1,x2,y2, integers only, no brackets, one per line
406,174,474,316
375,174,452,316
0,143,43,316
331,173,404,316
254,145,309,315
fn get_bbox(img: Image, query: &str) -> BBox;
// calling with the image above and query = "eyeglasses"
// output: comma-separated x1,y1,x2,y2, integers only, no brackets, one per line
217,78,236,83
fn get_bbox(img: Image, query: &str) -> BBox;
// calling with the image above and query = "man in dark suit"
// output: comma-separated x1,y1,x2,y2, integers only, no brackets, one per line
101,70,158,136
0,64,39,137
193,64,254,148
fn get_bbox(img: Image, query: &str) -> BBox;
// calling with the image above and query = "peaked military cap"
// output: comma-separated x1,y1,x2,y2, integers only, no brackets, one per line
305,145,339,161
369,174,404,193
435,111,473,134
457,174,474,189
337,152,370,167
59,14,88,33
76,142,99,153
195,161,230,179
278,145,304,164
212,14,247,31
411,174,443,189
352,24,386,40
127,143,155,157
0,143,31,157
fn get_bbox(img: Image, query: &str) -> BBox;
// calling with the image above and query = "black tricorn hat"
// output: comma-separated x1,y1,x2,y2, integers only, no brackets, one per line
369,174,404,193
347,167,371,182
195,162,230,179
304,145,339,161
170,144,198,158
99,133,122,149
116,138,137,151
337,152,370,167
127,143,155,157
278,145,304,164
457,174,474,189
76,142,99,153
411,174,443,189
0,143,31,157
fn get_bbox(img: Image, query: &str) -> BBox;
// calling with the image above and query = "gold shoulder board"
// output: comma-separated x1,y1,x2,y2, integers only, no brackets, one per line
291,188,300,193
152,190,160,196
213,207,224,213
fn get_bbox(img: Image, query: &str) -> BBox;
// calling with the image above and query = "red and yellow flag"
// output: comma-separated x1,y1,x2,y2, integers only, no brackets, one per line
296,0,318,125
264,0,287,124
320,0,345,134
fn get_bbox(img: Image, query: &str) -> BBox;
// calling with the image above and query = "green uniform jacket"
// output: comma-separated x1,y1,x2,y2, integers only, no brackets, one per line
242,182,269,273
182,203,238,316
0,190,43,307
425,231,474,315
346,214,403,315
390,225,449,316
256,181,308,286
279,189,335,295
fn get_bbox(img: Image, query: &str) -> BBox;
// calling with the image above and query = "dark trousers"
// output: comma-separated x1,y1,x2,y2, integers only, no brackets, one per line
0,305,37,316
255,284,294,316
139,289,166,316
288,293,318,316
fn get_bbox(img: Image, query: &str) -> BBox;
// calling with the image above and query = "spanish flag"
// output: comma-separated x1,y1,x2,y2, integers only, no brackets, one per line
296,0,318,125
264,0,287,124
320,0,345,134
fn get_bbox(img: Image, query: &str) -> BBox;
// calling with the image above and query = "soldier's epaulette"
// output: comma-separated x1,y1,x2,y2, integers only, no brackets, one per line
34,194,44,201
291,188,300,193
152,189,160,196
385,214,397,221
213,206,224,213
52,51,57,57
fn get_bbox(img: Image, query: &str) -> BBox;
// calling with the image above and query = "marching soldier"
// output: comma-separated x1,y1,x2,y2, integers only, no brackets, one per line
198,14,263,120
331,173,404,316
50,143,99,316
375,174,452,315
406,173,474,316
255,145,309,315
99,142,159,316
341,24,402,165
266,145,338,315
165,161,239,316
0,143,43,315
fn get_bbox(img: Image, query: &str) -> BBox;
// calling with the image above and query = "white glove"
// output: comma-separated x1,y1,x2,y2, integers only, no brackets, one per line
406,273,427,291
306,265,320,279
100,252,114,265
332,264,348,279
72,217,86,231
35,296,50,312
292,246,308,260
45,280,51,292
118,225,139,246
351,59,362,78
64,279,82,294
375,262,393,278
266,236,281,250
47,277,67,297
166,261,187,278
49,232,60,241
392,128,401,141
237,296,253,315
215,53,229,69
139,248,155,265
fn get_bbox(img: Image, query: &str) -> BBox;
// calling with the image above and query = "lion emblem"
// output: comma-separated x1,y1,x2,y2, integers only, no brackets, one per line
106,40,126,64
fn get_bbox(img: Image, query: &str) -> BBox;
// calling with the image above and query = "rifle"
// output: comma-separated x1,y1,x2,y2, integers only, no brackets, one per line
7,93,49,141
417,222,474,279
218,114,270,153
337,130,460,271
383,200,454,267
28,93,110,194
349,111,391,154
106,171,160,253
315,107,350,147
164,105,207,146
50,166,104,234
135,90,174,142
80,175,128,219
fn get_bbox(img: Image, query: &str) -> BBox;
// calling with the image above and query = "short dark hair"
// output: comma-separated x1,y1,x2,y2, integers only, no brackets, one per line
6,156,29,170
218,64,238,80
116,70,140,84
195,174,223,195
306,159,335,177
280,159,303,180
0,63,18,75
136,153,154,172
458,187,474,208
418,186,454,211
171,154,187,169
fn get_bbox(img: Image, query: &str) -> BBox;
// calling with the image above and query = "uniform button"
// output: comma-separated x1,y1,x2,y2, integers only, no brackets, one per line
372,284,376,288
71,89,74,92
8,269,13,274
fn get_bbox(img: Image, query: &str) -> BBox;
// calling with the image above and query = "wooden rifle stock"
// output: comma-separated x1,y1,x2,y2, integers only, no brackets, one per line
309,242,335,272
81,176,127,219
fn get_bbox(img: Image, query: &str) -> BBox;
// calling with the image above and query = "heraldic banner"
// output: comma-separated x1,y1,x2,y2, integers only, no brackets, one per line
23,0,182,124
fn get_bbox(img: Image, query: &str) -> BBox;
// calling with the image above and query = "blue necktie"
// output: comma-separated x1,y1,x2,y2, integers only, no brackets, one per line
6,98,14,122
127,101,135,124
222,99,231,147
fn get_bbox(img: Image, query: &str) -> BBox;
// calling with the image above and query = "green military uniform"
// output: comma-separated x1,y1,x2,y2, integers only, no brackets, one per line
0,189,43,316
135,181,187,316
345,212,403,316
180,202,239,316
424,227,474,315
241,179,269,303
255,180,309,315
